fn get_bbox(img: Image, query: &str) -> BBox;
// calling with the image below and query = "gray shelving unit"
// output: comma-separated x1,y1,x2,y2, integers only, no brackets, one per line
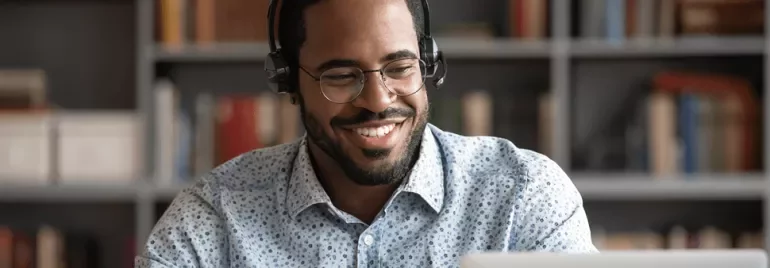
2,0,769,264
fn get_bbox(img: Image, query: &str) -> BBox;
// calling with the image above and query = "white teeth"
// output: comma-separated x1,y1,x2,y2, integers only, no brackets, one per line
354,124,396,138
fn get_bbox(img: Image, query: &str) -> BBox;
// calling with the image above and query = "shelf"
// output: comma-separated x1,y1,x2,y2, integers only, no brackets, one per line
152,183,189,201
152,36,764,62
572,173,767,200
153,42,271,62
1,173,765,202
436,37,551,58
152,38,553,62
0,182,143,202
570,36,765,58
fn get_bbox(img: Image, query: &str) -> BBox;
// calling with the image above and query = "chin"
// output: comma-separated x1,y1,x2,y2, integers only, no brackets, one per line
342,146,410,186
302,105,427,186
337,131,398,159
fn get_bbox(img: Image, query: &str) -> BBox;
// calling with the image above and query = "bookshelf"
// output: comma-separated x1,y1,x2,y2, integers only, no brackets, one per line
1,0,769,266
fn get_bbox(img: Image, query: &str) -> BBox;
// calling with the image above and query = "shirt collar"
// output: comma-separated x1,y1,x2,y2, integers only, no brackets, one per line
286,137,331,219
397,125,445,213
286,124,446,219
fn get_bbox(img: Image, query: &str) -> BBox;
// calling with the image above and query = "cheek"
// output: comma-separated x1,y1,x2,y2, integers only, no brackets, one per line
407,91,430,118
298,83,343,136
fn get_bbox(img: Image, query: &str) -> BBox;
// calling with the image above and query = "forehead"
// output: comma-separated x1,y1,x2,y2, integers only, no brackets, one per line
300,0,419,67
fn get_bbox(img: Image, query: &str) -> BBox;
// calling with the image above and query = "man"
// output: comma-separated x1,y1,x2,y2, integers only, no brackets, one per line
136,0,597,266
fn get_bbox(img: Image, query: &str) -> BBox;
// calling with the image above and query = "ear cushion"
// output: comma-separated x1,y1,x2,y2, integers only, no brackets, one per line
265,51,291,93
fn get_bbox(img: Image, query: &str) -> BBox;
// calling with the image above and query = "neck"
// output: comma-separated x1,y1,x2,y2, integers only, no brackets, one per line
307,141,400,224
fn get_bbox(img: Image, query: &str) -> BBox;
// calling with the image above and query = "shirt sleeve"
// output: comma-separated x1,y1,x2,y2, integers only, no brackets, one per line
511,153,599,253
135,179,230,268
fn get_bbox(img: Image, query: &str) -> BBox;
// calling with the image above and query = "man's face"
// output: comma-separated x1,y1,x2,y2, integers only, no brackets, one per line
297,0,429,186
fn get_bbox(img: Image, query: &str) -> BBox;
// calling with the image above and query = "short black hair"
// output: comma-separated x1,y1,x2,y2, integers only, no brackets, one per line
276,0,425,92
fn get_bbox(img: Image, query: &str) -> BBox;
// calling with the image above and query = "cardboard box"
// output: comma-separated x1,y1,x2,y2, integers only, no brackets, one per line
56,112,143,183
0,113,53,183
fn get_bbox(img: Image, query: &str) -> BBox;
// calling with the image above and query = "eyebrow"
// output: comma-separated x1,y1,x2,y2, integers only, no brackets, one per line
381,49,419,62
315,49,419,72
316,59,358,72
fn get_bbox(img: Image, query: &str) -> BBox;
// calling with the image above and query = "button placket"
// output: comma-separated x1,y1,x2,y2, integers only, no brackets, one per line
357,230,377,268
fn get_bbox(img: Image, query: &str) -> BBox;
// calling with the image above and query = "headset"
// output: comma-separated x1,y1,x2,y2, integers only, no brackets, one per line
264,0,447,95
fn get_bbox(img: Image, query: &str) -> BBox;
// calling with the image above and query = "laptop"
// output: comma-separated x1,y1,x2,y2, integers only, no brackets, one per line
460,249,768,268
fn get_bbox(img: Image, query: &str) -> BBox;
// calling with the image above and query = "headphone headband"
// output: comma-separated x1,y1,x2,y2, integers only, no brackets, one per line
264,0,447,94
267,0,279,52
421,0,431,37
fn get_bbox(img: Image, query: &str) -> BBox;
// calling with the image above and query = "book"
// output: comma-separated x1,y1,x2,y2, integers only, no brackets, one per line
461,90,493,137
648,91,678,176
679,0,764,36
215,94,263,165
0,69,47,109
154,79,178,184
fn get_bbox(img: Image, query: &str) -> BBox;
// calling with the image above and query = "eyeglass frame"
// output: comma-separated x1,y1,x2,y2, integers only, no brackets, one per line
297,58,427,104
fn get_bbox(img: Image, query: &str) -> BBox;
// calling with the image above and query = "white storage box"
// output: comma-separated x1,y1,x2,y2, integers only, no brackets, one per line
56,112,143,183
0,113,53,184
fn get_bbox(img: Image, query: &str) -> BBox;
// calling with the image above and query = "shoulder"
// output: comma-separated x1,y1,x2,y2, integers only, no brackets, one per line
427,126,595,252
178,138,303,210
140,139,308,266
140,139,304,265
430,125,582,206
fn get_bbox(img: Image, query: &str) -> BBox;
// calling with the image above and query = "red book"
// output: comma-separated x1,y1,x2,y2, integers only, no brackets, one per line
12,232,34,268
216,95,262,165
0,227,12,268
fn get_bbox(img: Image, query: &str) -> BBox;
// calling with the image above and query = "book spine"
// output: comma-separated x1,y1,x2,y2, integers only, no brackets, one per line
606,0,626,43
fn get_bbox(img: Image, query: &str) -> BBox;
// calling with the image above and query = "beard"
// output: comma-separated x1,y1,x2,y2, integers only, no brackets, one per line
297,94,429,186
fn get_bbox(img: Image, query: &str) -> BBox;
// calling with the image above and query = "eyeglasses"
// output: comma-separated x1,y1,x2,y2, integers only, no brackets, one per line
299,58,427,104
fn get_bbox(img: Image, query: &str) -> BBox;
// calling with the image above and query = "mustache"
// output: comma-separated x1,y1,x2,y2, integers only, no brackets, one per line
331,107,416,126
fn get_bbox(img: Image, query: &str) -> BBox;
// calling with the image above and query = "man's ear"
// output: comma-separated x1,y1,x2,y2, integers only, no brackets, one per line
290,93,299,105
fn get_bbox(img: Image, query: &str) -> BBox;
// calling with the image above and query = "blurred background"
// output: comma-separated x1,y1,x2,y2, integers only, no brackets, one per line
0,0,768,267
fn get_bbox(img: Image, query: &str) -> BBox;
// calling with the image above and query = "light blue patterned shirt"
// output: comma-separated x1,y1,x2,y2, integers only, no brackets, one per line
136,124,597,268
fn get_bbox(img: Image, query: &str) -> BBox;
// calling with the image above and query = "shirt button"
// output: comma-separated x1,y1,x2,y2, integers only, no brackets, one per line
363,235,374,246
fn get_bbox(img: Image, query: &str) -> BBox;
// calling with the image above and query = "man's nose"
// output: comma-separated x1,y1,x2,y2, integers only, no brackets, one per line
350,72,396,113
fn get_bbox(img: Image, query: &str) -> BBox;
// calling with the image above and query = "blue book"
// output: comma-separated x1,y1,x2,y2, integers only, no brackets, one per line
606,0,625,44
678,94,698,175
175,109,192,182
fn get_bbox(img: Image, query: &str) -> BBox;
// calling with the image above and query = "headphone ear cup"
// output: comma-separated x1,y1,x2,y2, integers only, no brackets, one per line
421,37,438,77
432,51,446,88
265,51,291,93
421,37,445,88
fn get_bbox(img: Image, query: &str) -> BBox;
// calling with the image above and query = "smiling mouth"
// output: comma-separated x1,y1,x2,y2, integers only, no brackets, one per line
353,123,397,138
338,119,407,151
